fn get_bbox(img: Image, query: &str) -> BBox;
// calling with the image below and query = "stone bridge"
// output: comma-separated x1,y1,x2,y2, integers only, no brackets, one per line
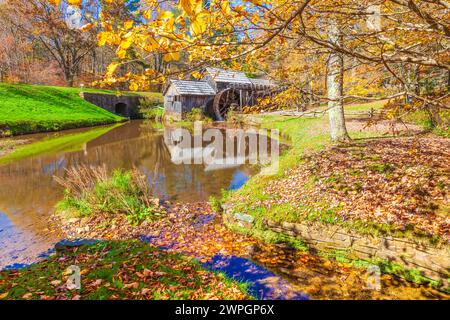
81,92,141,118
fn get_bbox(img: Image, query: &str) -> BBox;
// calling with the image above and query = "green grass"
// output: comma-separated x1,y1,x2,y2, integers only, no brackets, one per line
134,91,163,99
0,83,126,135
0,240,249,300
344,100,386,112
402,109,450,137
57,168,165,226
0,124,121,165
227,101,447,244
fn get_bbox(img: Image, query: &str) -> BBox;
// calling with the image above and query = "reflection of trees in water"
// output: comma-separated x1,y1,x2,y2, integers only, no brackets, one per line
0,121,279,236
0,121,257,268
0,122,238,230
0,128,168,227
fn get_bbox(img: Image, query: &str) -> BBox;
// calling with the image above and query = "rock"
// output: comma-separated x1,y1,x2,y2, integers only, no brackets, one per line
245,244,259,255
234,213,254,224
221,203,233,212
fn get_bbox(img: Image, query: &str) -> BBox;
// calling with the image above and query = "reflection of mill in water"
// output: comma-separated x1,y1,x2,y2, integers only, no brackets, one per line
0,122,262,240
163,125,279,172
69,124,249,200
0,121,278,268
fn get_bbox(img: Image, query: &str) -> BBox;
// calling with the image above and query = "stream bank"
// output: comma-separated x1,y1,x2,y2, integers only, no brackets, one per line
225,108,449,292
1,115,448,299
48,200,449,300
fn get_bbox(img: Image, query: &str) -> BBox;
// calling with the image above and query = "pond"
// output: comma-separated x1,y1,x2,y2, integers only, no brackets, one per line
0,120,276,269
1,121,447,300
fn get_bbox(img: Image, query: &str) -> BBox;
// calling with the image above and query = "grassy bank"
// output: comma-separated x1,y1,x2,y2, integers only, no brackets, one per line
0,83,125,135
0,241,248,300
56,166,165,226
0,124,121,166
226,101,448,243
223,102,449,290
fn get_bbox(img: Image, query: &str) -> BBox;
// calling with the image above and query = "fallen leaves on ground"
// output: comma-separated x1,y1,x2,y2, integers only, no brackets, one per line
52,200,450,299
0,241,248,300
262,137,449,241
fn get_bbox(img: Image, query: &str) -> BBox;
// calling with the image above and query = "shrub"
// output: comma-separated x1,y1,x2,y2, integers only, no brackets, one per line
208,195,222,213
141,106,165,121
185,107,212,122
139,96,162,109
0,124,12,138
139,97,165,121
226,105,245,126
55,166,164,225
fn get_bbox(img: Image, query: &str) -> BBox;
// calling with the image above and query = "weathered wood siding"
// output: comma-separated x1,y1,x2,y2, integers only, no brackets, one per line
164,82,214,117
180,95,214,113
164,85,179,115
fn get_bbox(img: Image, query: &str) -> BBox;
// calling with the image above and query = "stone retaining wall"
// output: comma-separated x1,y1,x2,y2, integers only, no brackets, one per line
81,92,141,118
223,207,450,287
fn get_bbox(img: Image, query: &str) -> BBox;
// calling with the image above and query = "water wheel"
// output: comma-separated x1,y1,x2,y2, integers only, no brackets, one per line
212,88,240,121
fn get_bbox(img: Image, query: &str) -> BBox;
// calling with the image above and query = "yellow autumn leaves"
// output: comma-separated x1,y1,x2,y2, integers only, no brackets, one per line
98,32,121,47
97,0,211,85
163,51,181,62
177,0,210,36
124,20,134,30
178,0,203,17
50,0,82,6
129,82,139,91
190,12,209,35
74,0,242,90
104,60,142,91
106,62,119,76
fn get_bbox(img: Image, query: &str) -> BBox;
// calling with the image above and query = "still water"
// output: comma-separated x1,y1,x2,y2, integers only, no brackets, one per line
0,120,271,268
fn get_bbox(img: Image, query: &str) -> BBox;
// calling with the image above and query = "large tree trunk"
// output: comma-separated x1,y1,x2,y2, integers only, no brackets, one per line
64,68,75,87
66,75,75,87
327,20,350,142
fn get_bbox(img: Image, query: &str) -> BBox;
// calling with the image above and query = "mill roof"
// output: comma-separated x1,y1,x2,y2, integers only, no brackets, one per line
167,80,216,95
204,67,252,85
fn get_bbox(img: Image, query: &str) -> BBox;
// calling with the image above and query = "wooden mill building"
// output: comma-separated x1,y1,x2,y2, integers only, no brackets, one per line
163,67,275,121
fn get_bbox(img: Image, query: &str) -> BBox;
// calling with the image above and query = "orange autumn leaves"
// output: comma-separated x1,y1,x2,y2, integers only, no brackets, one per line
50,0,82,6
0,241,248,300
46,0,265,90
87,0,250,90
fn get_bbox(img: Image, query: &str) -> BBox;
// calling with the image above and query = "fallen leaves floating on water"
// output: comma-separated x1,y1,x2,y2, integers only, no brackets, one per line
49,183,450,299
